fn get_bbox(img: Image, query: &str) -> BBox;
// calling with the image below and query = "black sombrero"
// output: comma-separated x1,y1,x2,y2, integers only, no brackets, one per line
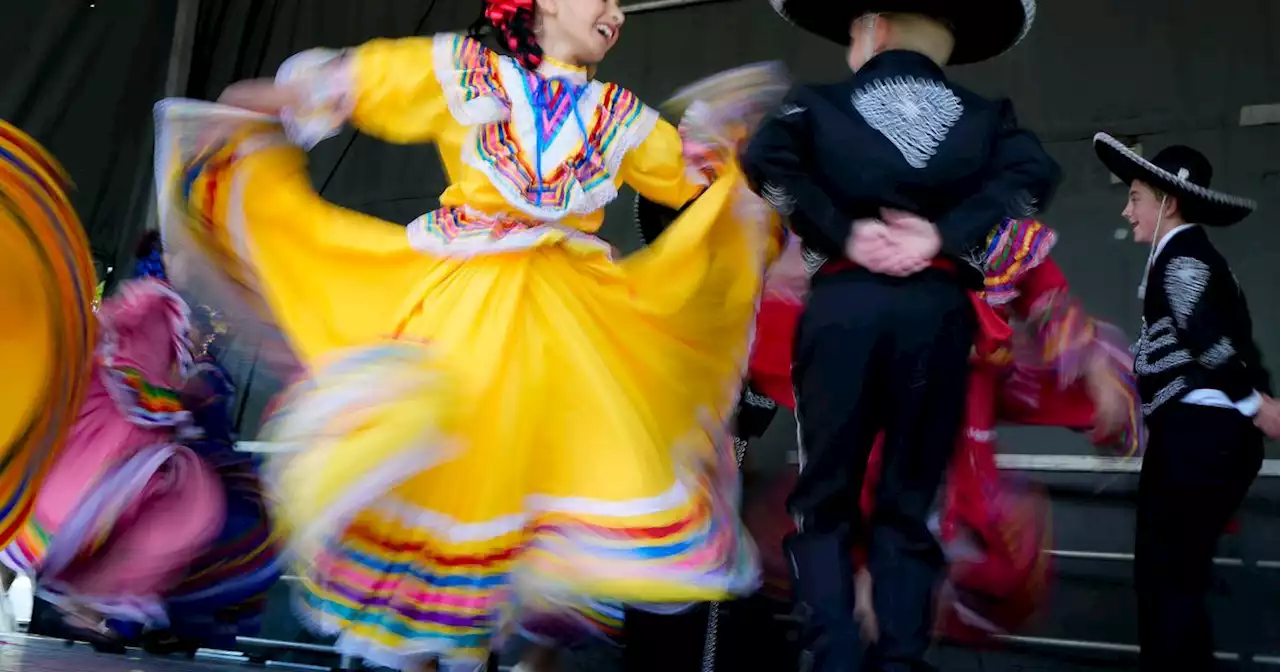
768,0,1037,65
633,192,685,246
1093,133,1256,227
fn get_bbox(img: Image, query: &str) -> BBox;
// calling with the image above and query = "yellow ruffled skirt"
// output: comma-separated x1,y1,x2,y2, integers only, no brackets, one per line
155,101,777,667
0,123,96,553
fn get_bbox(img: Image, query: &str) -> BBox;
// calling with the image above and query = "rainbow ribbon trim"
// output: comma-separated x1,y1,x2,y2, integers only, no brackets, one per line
981,218,1057,305
100,365,188,426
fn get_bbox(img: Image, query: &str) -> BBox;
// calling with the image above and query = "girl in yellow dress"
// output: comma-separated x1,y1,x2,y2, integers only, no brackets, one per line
153,0,787,669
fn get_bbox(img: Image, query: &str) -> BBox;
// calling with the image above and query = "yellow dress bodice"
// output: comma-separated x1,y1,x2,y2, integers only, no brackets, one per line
288,34,707,241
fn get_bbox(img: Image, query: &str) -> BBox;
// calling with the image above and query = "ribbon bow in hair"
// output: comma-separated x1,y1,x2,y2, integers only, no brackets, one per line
485,0,533,32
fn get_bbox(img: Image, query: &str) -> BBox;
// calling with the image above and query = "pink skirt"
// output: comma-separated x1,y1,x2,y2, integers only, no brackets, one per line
4,278,227,623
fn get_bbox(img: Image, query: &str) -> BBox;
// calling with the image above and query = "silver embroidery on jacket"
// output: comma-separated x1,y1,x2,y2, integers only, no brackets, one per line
778,103,806,117
1009,190,1039,217
1165,256,1210,330
801,246,827,277
962,244,989,271
1135,317,1192,375
761,182,796,215
743,387,777,410
1143,377,1188,416
1199,337,1236,369
852,76,963,169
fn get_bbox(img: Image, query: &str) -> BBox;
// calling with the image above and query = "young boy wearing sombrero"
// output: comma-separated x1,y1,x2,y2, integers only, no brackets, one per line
1093,133,1272,669
741,1,1059,670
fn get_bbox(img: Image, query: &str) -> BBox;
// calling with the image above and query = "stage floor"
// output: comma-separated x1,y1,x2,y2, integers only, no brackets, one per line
0,634,1140,672
0,636,252,672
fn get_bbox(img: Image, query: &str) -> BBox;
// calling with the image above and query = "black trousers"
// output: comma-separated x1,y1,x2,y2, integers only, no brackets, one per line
620,383,781,670
1136,404,1263,670
786,273,974,672
623,595,800,671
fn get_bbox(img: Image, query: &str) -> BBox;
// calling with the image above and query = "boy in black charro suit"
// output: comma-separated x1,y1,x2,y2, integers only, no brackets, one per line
741,1,1060,669
1094,134,1273,670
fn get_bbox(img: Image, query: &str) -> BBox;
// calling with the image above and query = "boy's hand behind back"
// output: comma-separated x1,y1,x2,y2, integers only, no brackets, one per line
847,209,940,277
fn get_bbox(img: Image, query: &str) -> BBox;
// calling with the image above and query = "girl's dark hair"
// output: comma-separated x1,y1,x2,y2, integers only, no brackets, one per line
134,229,162,260
468,2,543,70
131,229,168,281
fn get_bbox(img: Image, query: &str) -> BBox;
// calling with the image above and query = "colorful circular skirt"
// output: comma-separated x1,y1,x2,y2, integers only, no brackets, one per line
0,122,96,549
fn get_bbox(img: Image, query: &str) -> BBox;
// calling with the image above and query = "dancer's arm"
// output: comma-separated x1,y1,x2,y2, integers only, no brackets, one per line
1012,255,1138,451
933,101,1061,259
1014,258,1113,386
218,79,301,115
741,92,851,258
623,70,791,211
219,37,459,149
619,117,712,210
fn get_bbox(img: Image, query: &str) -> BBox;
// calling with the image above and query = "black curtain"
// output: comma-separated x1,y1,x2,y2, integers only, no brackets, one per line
184,0,464,225
0,2,178,285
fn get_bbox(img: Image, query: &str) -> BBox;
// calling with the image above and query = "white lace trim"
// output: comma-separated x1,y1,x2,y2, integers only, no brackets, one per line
405,208,614,259
677,101,724,187
852,76,963,169
275,48,356,150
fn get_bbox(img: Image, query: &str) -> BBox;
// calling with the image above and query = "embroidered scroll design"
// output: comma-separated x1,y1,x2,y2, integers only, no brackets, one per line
852,76,963,169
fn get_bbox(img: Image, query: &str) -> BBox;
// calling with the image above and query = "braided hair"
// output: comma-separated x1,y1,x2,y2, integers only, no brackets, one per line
469,0,543,70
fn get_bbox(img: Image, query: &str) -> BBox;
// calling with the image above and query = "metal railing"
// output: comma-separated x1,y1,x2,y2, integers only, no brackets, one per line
766,451,1280,665
786,451,1280,476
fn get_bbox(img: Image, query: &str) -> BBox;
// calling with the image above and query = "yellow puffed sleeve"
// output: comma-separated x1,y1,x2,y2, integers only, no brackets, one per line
278,35,502,148
618,117,708,210
347,37,451,145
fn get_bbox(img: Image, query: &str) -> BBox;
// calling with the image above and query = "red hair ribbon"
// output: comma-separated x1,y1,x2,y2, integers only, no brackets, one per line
484,0,540,67
485,0,532,31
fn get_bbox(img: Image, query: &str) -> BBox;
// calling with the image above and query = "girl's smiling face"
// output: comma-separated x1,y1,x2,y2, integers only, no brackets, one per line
536,0,625,67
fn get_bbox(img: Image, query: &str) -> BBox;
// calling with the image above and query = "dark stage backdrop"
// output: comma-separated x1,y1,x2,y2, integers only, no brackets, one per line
175,0,1280,460
0,1,179,285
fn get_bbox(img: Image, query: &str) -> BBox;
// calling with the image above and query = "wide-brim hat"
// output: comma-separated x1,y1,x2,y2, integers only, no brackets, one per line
1093,133,1256,227
0,122,96,548
769,0,1037,65
633,192,684,246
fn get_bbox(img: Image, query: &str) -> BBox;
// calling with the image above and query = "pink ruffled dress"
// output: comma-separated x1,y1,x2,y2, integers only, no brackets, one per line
4,278,225,624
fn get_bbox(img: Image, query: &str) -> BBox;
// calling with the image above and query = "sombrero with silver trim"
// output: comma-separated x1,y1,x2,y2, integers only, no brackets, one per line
633,192,684,246
1093,133,1256,227
768,0,1037,65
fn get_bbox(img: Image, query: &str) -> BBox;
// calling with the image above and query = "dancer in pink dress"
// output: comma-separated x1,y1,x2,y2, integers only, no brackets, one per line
7,232,225,651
